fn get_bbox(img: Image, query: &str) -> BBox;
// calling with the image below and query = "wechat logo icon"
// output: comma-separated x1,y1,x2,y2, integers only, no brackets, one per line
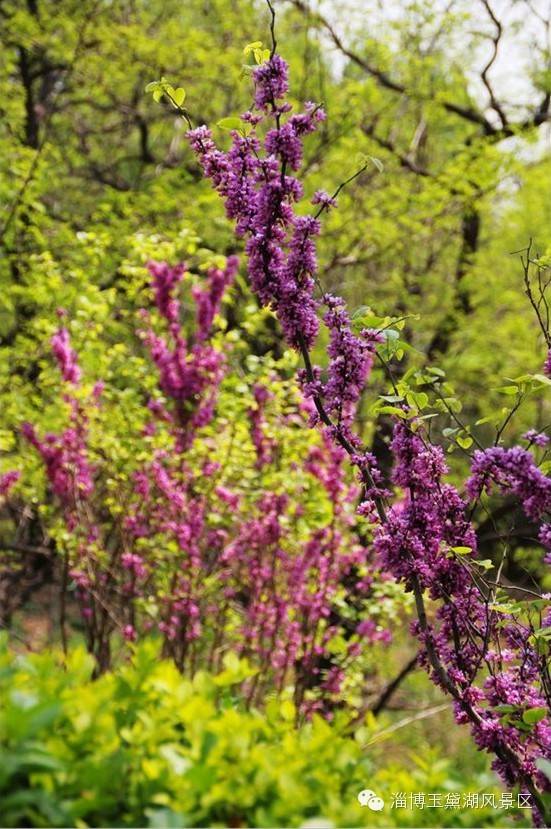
357,789,385,811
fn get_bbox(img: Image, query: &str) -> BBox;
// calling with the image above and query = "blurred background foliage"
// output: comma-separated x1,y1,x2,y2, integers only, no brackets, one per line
2,0,550,461
1,0,550,825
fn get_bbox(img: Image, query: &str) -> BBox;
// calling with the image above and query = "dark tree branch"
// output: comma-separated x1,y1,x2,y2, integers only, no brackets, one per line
287,0,496,133
18,47,40,149
371,652,419,715
0,541,52,557
136,114,155,164
287,0,551,136
361,123,431,177
478,0,508,129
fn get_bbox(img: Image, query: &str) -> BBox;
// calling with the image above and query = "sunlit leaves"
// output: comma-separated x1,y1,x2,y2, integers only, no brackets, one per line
243,40,270,65
145,78,186,109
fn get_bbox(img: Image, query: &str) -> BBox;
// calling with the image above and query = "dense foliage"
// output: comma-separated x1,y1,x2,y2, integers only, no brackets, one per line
0,639,533,828
18,249,397,714
1,0,550,826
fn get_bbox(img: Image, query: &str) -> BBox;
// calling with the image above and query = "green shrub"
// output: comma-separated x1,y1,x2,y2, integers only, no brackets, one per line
0,638,530,828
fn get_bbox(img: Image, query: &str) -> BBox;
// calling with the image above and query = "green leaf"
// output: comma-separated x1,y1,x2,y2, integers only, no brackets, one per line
354,153,384,173
172,87,186,107
443,427,459,438
406,391,429,410
217,117,243,131
243,40,263,55
280,699,296,722
522,707,547,725
495,385,519,395
379,394,404,403
368,155,384,173
415,392,429,409
377,405,408,418
253,48,270,64
489,602,520,614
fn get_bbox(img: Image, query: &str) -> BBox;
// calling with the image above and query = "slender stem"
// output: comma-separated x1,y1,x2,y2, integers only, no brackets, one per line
371,652,419,715
265,0,277,57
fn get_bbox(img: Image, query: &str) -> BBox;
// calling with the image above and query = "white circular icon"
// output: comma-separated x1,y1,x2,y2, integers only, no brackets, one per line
357,789,385,810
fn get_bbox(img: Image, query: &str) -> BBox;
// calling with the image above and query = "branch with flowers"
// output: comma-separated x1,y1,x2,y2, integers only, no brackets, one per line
173,21,551,824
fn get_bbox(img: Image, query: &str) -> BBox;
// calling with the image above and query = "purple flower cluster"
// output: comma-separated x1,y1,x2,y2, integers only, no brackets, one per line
311,189,337,210
193,255,239,341
253,53,289,109
375,422,476,595
323,295,383,423
0,470,20,496
247,383,276,468
51,327,81,384
142,258,237,439
22,420,94,509
22,404,93,526
376,422,550,803
539,524,551,564
187,58,326,352
523,429,550,447
466,446,551,520
21,329,102,639
540,524,551,550
149,261,186,324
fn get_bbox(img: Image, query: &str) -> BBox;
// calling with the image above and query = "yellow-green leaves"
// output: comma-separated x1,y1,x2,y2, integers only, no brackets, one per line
522,707,547,725
217,117,242,131
243,40,270,65
354,152,384,173
216,116,253,137
145,78,186,109
171,87,186,107
213,652,257,687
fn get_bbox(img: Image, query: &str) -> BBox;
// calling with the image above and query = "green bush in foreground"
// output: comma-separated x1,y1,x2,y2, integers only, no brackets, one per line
0,638,530,828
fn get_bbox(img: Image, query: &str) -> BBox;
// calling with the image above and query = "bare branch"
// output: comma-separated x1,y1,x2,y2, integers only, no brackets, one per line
266,0,277,57
287,0,551,137
361,123,431,177
0,541,52,557
478,0,508,128
287,0,496,133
